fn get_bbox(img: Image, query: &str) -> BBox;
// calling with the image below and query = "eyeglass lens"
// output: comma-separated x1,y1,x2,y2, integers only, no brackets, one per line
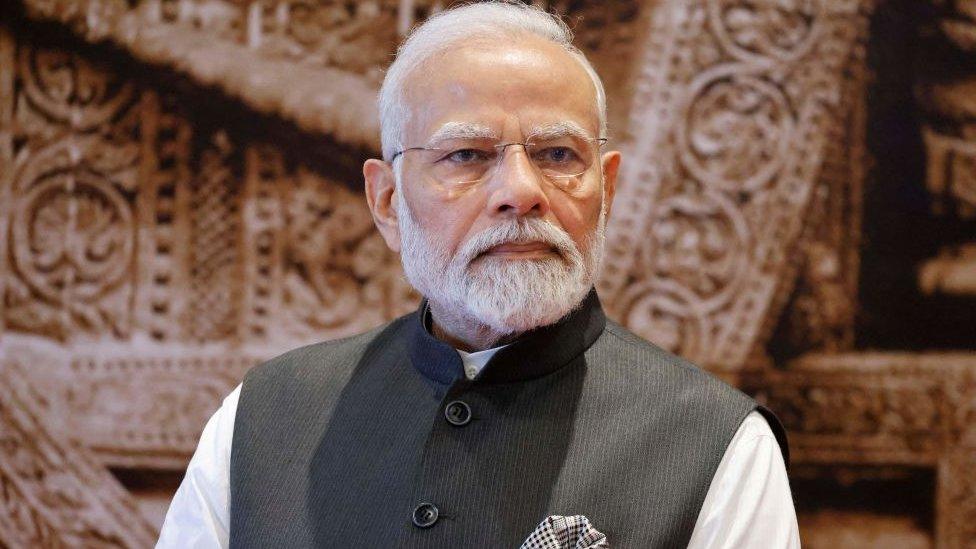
417,136,601,187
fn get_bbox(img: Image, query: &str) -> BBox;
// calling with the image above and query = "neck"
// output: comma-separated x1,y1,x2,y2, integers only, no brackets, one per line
427,300,522,352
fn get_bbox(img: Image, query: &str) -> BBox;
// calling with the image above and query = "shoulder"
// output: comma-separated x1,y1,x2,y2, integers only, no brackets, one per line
243,312,416,389
592,320,754,408
593,321,790,463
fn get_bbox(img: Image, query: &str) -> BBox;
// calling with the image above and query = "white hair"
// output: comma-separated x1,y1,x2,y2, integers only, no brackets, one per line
378,0,608,161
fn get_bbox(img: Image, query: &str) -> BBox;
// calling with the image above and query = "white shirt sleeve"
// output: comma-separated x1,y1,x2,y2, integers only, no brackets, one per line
686,410,801,549
156,384,241,549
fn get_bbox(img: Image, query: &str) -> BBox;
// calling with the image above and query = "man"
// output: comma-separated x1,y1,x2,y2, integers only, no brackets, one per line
158,2,799,547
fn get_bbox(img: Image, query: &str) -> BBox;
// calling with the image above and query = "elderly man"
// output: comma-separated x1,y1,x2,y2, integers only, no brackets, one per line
158,2,798,547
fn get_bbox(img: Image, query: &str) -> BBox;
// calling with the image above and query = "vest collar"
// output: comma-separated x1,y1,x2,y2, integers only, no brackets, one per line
407,289,607,385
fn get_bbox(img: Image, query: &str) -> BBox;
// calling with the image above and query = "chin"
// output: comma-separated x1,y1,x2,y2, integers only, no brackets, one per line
468,286,590,335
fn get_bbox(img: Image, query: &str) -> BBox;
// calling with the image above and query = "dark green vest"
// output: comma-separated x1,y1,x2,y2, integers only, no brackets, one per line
230,290,787,547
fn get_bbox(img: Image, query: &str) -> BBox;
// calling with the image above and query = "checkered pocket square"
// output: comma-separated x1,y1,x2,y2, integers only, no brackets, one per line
519,515,609,549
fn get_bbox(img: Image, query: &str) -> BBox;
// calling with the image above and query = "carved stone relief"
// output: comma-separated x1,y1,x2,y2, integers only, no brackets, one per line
773,64,866,357
916,0,976,299
0,15,418,471
5,43,139,341
241,144,417,344
938,448,976,548
599,0,874,370
759,352,976,547
0,355,157,547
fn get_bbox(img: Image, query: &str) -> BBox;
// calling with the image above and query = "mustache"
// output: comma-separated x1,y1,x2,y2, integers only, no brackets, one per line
455,218,581,266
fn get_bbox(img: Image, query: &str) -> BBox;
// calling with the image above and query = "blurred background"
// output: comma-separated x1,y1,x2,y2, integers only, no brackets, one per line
0,0,974,547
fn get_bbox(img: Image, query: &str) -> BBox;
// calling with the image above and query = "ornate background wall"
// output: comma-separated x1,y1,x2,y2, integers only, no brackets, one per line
0,0,973,547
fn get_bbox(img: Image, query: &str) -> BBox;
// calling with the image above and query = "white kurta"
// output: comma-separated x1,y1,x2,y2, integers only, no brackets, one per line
158,347,800,548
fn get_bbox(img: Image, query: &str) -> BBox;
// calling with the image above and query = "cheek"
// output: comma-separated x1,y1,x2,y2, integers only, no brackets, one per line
549,190,602,238
415,197,484,257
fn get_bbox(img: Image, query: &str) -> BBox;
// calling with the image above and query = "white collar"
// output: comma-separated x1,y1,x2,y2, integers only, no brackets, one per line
456,345,507,380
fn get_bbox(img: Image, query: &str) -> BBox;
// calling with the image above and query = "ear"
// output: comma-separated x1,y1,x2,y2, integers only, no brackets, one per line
364,158,401,253
600,150,621,220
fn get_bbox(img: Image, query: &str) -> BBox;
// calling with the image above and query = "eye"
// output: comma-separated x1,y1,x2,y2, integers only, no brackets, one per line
537,146,579,164
443,149,490,164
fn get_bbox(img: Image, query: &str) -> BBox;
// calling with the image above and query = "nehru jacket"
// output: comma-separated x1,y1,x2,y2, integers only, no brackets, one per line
228,290,788,547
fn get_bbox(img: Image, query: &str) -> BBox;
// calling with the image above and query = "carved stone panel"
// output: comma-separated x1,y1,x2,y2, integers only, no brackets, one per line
600,0,875,371
0,17,418,472
0,357,157,547
759,352,976,548
4,40,139,341
938,448,976,548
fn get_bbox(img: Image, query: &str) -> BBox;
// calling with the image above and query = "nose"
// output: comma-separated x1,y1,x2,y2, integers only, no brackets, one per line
486,144,550,218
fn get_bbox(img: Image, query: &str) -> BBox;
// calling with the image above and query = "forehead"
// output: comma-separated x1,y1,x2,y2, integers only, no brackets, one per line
402,35,600,142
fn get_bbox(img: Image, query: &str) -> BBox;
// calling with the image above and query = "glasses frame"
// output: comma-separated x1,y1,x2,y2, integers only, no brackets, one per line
389,136,610,186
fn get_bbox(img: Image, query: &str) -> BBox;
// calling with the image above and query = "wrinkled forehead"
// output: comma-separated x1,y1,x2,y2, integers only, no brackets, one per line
401,37,601,145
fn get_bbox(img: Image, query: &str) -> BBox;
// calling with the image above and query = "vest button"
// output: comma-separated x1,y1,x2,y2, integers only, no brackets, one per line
444,400,472,426
412,502,439,528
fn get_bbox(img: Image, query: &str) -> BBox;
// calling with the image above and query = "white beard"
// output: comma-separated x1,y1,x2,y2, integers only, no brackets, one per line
396,185,606,336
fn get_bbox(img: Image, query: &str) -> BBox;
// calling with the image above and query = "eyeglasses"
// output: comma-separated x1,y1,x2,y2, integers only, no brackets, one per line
390,135,609,189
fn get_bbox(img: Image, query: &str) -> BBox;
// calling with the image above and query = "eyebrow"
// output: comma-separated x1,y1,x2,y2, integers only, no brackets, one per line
425,120,595,146
525,121,592,141
425,122,498,145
